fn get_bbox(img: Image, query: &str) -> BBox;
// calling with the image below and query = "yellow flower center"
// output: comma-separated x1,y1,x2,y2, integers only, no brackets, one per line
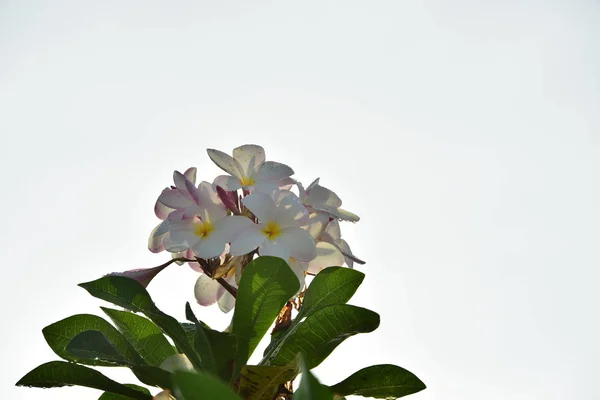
240,176,256,186
262,221,282,239
193,221,214,238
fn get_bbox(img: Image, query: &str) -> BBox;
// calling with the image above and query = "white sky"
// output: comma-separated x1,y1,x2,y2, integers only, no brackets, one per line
1,1,599,399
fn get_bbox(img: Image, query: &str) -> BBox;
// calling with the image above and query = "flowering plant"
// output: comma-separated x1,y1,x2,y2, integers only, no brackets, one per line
17,145,425,399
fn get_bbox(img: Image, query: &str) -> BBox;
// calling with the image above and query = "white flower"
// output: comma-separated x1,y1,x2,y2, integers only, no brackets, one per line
229,191,317,262
162,182,252,260
208,144,294,193
298,178,360,222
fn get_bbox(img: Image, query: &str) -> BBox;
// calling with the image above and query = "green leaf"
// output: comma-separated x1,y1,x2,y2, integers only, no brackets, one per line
264,267,364,358
16,361,152,400
231,256,300,375
43,314,145,367
79,276,202,370
66,330,128,364
102,307,176,366
266,305,380,369
185,302,237,383
238,358,300,400
328,364,426,399
172,371,242,400
298,267,364,320
131,365,173,390
293,355,333,400
98,384,151,399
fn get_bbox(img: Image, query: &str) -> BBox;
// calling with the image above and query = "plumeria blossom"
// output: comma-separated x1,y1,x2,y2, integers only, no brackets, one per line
298,178,360,222
319,218,364,268
144,144,363,313
193,252,245,313
230,191,317,263
161,181,250,260
208,144,294,194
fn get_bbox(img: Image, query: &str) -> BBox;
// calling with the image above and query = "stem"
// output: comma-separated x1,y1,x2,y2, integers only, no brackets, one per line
190,257,238,298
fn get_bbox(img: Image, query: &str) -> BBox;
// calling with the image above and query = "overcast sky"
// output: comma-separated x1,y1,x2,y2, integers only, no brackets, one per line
1,1,599,399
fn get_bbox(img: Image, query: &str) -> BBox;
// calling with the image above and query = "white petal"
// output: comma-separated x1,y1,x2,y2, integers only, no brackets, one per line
184,167,197,183
229,225,265,256
160,353,194,373
274,192,309,229
307,242,345,274
325,219,341,239
164,221,199,252
312,204,360,222
242,191,276,222
214,215,255,243
278,228,317,262
207,148,242,178
158,188,193,210
194,274,220,306
336,238,365,267
213,175,242,192
303,212,329,240
288,260,307,293
148,221,170,253
233,144,265,178
255,161,294,182
258,240,291,261
252,180,279,197
306,184,342,207
217,291,236,313
155,195,175,220
306,178,320,191
191,233,226,260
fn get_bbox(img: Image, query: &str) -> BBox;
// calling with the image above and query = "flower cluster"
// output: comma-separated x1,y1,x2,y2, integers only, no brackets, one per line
146,145,363,312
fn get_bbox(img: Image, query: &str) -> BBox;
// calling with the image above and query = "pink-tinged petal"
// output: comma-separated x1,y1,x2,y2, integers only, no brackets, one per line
258,240,291,261
307,184,342,208
242,191,277,222
107,264,169,288
278,177,296,190
158,188,194,210
185,177,200,204
198,181,222,206
279,228,317,262
336,238,365,266
196,181,227,221
312,204,360,222
229,225,265,256
274,192,309,229
213,175,242,192
307,242,345,274
207,148,241,178
184,167,197,183
255,161,294,182
303,212,329,240
214,215,255,243
216,185,240,215
155,194,175,219
233,144,265,178
148,220,170,253
194,274,220,306
148,234,165,253
325,219,341,239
